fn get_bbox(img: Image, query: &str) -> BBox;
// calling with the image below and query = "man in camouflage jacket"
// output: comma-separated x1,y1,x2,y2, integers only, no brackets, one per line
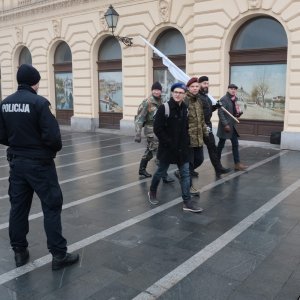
134,82,173,182
184,78,208,195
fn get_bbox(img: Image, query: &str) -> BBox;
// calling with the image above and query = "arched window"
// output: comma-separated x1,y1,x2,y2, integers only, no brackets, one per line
230,17,287,125
97,36,123,129
54,41,73,125
153,29,186,98
19,47,32,65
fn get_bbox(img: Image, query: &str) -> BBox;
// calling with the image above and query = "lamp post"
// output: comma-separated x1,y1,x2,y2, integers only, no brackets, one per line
104,5,133,46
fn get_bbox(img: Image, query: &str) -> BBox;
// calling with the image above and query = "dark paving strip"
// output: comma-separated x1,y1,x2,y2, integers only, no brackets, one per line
59,137,124,149
0,147,145,181
0,135,132,159
0,141,136,168
56,141,135,157
61,133,105,142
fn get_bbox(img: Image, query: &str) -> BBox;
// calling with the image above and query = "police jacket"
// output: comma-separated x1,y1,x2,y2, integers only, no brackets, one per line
0,84,62,159
154,97,189,166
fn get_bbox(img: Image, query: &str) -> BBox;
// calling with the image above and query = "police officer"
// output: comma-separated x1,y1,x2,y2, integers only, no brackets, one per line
0,64,79,270
134,81,174,182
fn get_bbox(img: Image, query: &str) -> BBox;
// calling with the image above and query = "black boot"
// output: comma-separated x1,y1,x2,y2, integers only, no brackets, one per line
139,159,152,177
52,253,80,270
14,247,29,267
220,166,231,174
215,166,231,179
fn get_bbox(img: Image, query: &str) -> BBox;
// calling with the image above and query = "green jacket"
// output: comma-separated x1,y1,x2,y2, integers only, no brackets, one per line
135,95,162,137
184,91,208,147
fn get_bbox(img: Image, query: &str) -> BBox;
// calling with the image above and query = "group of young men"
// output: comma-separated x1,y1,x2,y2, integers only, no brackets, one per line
134,76,248,213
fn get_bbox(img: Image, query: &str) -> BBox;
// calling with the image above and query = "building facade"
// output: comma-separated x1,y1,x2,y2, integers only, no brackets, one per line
0,0,299,150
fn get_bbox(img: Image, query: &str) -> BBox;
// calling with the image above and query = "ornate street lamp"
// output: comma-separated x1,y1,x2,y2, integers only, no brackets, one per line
104,5,133,46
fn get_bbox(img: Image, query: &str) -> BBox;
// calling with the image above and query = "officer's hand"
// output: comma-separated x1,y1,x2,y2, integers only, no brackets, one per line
224,125,231,133
134,133,142,143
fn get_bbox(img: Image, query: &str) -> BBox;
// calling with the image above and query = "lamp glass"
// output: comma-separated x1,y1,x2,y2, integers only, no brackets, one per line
104,5,119,34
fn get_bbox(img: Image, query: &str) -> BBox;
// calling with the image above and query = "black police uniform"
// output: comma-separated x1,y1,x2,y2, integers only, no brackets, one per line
0,82,67,257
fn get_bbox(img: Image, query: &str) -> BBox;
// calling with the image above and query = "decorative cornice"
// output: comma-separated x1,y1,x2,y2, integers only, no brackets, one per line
0,0,98,22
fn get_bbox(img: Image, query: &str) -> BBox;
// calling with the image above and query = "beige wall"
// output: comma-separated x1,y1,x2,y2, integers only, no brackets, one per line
0,0,300,149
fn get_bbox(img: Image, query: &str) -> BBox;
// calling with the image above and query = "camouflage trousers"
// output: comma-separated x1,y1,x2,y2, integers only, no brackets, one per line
141,136,159,162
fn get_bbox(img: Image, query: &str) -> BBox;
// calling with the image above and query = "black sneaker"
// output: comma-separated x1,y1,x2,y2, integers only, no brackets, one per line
183,201,203,213
147,191,159,205
52,253,79,271
220,167,231,174
14,248,29,267
139,169,152,178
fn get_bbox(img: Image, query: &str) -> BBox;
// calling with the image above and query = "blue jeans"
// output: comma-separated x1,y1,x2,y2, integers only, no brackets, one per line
150,161,191,202
217,129,240,164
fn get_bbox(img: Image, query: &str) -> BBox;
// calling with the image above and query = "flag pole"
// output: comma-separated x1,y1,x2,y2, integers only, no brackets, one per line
221,107,240,123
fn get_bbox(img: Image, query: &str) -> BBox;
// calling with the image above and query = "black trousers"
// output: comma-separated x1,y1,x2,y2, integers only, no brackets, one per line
203,132,223,173
189,146,204,172
8,156,67,256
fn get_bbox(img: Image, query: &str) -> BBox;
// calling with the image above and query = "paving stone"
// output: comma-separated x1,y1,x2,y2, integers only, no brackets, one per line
159,269,240,300
88,281,140,300
202,245,265,282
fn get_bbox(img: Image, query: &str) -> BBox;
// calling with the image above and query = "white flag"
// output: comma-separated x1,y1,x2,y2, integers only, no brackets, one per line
139,36,190,83
139,36,217,105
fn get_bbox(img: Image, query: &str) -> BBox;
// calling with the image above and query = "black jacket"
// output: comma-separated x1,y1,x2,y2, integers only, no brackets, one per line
0,84,62,159
154,97,189,165
198,91,217,130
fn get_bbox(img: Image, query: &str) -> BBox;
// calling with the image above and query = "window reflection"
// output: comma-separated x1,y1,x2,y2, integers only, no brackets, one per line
55,72,73,110
230,64,286,121
99,71,123,113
